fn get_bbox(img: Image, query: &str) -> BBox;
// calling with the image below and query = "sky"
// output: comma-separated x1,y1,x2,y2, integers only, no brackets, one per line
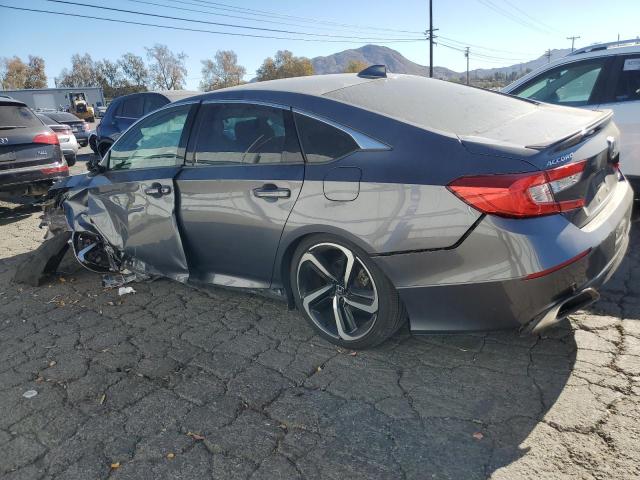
1,0,639,90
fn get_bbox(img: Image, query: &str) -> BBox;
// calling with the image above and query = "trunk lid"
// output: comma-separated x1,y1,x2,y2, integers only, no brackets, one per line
460,104,621,227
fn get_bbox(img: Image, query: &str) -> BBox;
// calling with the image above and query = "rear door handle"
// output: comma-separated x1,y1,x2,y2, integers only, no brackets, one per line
253,184,291,200
143,182,172,197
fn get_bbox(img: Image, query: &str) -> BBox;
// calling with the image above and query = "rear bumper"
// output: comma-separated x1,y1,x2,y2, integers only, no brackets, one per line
0,161,69,192
374,180,634,333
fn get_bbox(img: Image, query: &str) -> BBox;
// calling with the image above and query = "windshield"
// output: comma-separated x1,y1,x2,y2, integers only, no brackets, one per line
0,104,43,129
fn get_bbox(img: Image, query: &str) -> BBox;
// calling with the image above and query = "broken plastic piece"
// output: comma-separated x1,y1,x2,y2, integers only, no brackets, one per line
22,390,38,399
118,286,136,296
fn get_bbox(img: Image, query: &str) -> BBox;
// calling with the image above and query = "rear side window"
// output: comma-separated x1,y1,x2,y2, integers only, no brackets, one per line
0,105,43,128
193,103,303,165
614,56,640,102
293,113,359,163
512,59,607,106
144,94,169,114
119,96,144,118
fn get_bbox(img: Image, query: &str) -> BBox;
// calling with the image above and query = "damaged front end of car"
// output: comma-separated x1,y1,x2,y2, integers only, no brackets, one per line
24,174,150,288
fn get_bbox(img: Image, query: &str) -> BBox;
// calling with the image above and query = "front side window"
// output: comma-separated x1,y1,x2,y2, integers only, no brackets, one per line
293,112,359,163
614,55,640,102
512,59,607,106
109,104,190,170
193,103,302,165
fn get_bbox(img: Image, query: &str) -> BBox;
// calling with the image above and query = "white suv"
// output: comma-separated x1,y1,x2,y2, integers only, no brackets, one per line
503,39,640,194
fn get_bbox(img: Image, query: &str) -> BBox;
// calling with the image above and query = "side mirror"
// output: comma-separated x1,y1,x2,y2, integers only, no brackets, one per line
87,153,107,175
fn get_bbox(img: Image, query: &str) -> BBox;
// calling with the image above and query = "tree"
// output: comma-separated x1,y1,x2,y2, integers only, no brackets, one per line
145,44,187,90
344,60,368,73
95,59,123,98
24,56,47,88
256,50,313,81
119,52,148,92
56,53,98,87
200,50,246,91
1,56,28,89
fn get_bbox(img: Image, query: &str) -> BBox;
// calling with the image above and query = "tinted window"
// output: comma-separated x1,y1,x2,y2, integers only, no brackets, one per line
512,59,607,106
119,96,144,118
109,104,190,170
294,113,359,163
144,94,169,114
0,104,42,128
47,112,80,123
193,103,302,165
614,56,640,102
37,114,57,125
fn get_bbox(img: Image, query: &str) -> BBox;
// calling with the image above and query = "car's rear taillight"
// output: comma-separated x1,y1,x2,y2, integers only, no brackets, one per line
33,131,59,145
447,160,587,218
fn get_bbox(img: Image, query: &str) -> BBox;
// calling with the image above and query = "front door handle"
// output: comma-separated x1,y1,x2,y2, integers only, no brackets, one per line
253,184,291,200
143,182,172,198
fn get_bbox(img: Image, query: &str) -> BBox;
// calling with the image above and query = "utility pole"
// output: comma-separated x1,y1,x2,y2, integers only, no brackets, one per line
465,47,470,85
545,49,552,63
429,0,434,77
567,35,580,52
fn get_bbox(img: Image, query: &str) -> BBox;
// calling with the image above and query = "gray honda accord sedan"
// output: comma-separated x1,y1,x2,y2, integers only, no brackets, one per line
44,66,633,349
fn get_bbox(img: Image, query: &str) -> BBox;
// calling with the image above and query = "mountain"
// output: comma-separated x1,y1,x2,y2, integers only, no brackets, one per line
311,44,456,79
310,44,572,80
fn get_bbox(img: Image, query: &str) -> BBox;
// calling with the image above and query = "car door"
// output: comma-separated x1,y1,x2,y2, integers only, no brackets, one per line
597,54,640,177
91,102,197,281
176,100,305,288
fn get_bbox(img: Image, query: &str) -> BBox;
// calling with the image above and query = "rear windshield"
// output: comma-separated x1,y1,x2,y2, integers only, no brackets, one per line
47,112,81,123
37,114,57,125
0,104,43,128
325,75,537,136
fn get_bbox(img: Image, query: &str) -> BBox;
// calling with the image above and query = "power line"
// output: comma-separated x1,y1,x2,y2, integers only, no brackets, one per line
173,0,425,35
0,4,427,43
123,0,415,36
43,0,426,41
437,35,537,56
475,0,550,34
498,0,562,34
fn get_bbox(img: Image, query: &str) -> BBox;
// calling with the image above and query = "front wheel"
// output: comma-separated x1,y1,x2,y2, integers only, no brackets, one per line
291,235,406,349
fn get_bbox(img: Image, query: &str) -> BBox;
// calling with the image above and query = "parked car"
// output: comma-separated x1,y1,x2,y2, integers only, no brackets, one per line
0,98,68,196
45,69,632,348
37,113,79,166
503,39,640,195
88,129,98,155
39,111,91,147
95,91,199,157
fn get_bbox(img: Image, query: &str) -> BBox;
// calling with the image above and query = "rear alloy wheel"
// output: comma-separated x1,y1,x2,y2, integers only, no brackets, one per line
292,236,406,349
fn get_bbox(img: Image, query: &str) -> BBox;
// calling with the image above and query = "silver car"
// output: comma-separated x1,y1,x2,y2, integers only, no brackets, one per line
37,113,79,166
43,67,633,348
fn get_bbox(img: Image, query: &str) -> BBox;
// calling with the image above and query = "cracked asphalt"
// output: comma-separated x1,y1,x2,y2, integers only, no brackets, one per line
0,158,639,479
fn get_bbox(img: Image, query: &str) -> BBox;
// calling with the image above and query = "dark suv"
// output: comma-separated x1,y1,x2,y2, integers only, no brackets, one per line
95,91,198,157
0,98,68,196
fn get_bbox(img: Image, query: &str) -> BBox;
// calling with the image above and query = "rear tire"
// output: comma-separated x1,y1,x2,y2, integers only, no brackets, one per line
291,234,406,349
65,154,76,167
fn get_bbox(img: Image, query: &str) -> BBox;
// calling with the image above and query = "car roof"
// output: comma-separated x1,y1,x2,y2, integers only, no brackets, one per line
36,113,56,124
216,74,374,96
193,73,562,138
114,90,201,103
0,97,27,107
